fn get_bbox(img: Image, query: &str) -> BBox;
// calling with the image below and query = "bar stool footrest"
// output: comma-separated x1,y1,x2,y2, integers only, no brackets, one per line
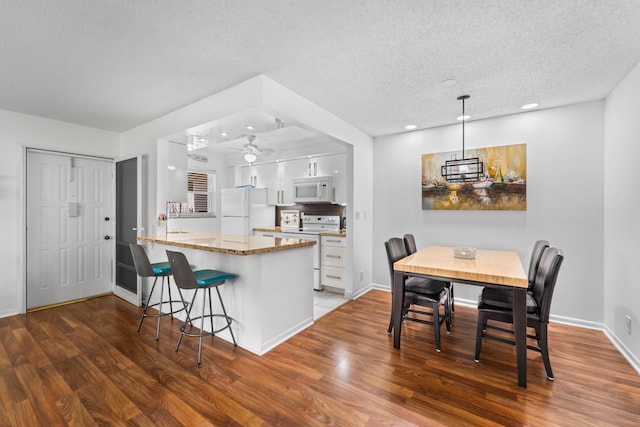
140,300,187,318
179,314,234,337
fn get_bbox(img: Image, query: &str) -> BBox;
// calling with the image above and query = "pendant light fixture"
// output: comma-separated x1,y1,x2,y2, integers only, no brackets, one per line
441,95,483,183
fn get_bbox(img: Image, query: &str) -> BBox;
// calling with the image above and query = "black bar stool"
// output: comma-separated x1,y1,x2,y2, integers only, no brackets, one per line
129,243,186,340
165,250,237,364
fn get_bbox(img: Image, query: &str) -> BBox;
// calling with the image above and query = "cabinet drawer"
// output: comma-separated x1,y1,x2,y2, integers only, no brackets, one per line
255,231,282,238
321,246,345,268
321,235,346,247
321,266,345,289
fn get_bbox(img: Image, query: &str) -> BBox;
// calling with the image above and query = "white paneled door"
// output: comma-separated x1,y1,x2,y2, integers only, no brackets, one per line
26,150,114,310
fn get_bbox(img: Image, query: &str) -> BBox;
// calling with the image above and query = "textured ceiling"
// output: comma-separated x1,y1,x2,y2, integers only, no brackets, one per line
1,0,640,136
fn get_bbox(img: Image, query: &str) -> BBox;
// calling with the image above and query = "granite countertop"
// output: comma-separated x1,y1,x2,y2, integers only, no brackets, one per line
253,226,347,238
139,231,316,256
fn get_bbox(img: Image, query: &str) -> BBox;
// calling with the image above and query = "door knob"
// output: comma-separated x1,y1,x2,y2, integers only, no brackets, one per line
104,236,111,240
104,216,110,221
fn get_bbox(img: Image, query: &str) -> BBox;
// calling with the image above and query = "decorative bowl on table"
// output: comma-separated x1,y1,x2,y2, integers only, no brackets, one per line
454,247,476,259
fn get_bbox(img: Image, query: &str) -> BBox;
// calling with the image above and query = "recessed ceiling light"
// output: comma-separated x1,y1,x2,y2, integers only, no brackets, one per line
405,124,418,130
441,79,457,87
245,124,255,130
521,103,539,110
456,115,471,121
220,131,228,137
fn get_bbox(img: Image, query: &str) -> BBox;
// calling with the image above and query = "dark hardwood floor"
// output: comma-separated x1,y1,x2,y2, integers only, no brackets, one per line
1,290,639,426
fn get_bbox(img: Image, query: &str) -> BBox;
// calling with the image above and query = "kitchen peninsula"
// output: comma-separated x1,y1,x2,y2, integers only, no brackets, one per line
138,232,316,355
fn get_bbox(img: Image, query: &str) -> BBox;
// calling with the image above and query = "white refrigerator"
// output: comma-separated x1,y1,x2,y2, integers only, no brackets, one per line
221,187,274,235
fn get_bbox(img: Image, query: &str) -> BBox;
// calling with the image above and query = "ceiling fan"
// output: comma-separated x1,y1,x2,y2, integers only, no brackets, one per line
238,135,274,163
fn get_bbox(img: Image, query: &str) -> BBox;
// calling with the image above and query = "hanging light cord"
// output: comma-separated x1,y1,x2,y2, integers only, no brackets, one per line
458,95,470,159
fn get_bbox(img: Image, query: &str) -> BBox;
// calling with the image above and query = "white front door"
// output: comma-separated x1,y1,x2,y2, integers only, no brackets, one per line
26,150,114,310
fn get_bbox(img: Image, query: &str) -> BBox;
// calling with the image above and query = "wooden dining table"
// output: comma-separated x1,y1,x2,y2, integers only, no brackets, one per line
392,246,529,387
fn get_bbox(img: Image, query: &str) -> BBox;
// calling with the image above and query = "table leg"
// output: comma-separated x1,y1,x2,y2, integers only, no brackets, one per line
513,287,527,388
392,270,404,348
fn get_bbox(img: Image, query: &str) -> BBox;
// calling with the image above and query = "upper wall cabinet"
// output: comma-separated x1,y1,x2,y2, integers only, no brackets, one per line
296,154,346,204
234,152,346,205
240,164,258,187
271,161,294,205
237,161,294,205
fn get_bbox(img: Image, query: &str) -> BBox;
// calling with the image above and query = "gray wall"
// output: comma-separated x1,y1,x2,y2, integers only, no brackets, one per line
604,62,640,362
373,101,605,324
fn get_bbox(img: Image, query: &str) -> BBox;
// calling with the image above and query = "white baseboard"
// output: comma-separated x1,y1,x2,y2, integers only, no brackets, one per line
0,308,19,318
602,325,640,375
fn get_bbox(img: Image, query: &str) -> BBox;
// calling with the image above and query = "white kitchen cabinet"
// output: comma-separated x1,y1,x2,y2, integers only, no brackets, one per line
254,162,278,204
297,154,346,204
323,154,346,205
240,164,259,187
270,161,294,205
243,161,294,205
320,235,346,290
238,152,345,205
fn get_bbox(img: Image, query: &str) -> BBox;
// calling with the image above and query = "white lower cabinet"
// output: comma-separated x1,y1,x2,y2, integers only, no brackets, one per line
320,235,346,290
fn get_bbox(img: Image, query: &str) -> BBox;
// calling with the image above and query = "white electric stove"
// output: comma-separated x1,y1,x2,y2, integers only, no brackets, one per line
279,212,340,290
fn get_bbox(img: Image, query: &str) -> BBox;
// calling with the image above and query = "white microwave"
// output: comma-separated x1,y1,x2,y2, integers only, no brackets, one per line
293,176,333,204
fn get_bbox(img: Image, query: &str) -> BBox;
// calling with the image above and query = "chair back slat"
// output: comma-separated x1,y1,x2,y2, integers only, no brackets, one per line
385,237,408,287
532,247,564,322
403,234,418,255
528,240,550,287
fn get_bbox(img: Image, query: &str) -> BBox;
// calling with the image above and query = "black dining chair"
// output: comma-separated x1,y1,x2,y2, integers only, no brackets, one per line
478,239,549,314
403,233,454,313
474,246,564,380
385,237,451,352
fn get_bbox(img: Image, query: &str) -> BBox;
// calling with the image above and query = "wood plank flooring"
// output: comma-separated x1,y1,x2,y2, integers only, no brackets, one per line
1,290,639,426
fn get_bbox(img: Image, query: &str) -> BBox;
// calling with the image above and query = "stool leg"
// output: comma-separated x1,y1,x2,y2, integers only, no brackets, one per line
167,276,174,318
177,290,198,353
156,276,165,340
198,288,206,365
176,288,191,326
208,288,214,333
216,287,236,346
137,276,159,333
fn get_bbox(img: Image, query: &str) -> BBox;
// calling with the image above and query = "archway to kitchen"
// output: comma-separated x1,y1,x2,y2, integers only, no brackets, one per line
157,109,353,318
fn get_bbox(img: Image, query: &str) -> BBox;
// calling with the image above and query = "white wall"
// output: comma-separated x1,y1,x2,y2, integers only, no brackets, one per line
604,62,640,363
373,101,605,324
0,109,119,316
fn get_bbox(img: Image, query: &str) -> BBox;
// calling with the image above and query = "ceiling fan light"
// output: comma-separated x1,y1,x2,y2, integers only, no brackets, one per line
244,152,257,163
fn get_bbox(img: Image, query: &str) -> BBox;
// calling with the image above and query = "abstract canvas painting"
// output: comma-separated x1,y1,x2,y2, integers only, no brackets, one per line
421,143,526,210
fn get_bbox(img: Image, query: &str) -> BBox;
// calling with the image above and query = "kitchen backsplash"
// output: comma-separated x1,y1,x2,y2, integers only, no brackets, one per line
275,204,346,228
